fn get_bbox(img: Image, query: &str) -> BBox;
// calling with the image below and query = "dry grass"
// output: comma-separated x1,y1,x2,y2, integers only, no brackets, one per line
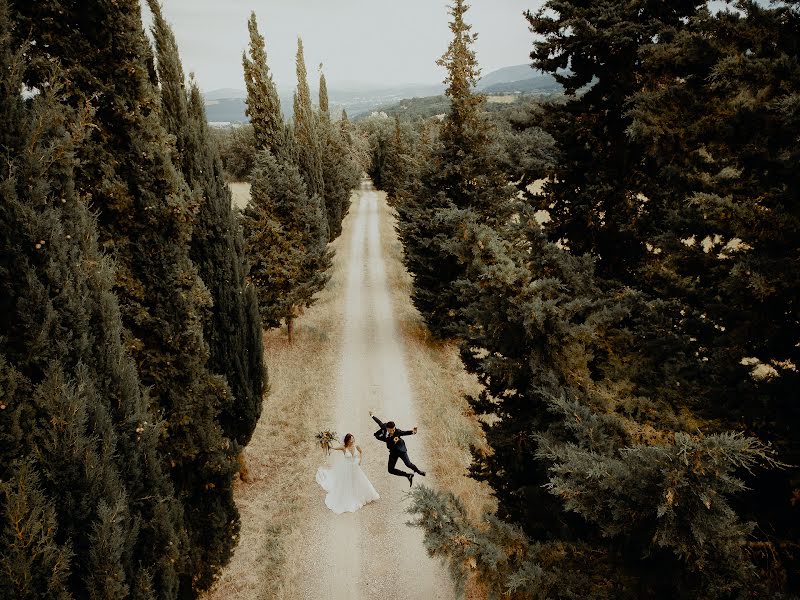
203,192,351,600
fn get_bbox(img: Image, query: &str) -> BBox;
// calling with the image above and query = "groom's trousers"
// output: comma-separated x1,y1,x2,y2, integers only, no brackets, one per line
388,451,421,477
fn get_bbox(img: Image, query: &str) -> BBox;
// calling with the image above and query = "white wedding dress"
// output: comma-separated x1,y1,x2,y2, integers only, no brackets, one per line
315,448,379,514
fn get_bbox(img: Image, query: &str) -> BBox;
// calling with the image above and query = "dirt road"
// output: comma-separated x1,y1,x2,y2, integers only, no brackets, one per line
292,180,454,599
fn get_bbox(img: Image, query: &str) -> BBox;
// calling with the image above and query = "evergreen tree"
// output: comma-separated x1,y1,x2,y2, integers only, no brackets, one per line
380,116,419,206
627,0,800,581
293,38,329,239
242,11,283,157
409,1,798,597
318,67,357,239
319,68,330,116
242,150,331,342
213,124,256,181
241,16,331,342
0,461,73,600
318,69,341,238
396,0,513,338
10,0,239,594
147,0,265,450
525,0,704,280
1,6,185,596
360,113,394,190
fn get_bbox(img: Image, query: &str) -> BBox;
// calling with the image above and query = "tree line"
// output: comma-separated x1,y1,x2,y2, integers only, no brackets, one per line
0,1,357,598
361,0,799,597
241,13,361,342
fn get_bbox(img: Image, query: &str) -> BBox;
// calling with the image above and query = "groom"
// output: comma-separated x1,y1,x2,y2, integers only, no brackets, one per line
370,411,426,486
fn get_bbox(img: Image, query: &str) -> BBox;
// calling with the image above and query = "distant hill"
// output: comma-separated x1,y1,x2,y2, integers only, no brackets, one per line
204,88,247,101
476,64,562,95
204,97,249,124
482,76,561,95
477,64,537,89
201,67,563,123
202,82,447,123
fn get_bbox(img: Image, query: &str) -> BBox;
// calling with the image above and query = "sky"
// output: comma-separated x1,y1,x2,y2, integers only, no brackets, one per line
141,0,544,93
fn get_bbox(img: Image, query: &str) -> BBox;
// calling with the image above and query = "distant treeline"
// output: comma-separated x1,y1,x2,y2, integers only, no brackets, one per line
360,0,799,598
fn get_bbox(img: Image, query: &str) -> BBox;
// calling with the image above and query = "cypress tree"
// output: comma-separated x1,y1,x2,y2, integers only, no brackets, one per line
380,116,419,206
147,0,265,450
396,0,513,338
241,16,331,342
293,38,329,239
318,67,357,239
242,150,331,341
319,69,330,116
361,114,393,190
410,1,797,597
1,5,185,596
10,0,239,594
242,11,283,157
318,69,341,238
340,108,353,146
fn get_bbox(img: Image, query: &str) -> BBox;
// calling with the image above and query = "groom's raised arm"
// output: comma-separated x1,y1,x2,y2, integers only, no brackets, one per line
371,414,386,440
397,428,415,436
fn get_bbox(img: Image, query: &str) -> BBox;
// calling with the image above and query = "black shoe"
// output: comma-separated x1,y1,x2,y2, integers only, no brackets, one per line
408,473,414,487
418,470,426,477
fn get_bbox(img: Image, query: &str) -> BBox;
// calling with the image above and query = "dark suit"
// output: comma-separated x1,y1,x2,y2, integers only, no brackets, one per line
372,415,422,478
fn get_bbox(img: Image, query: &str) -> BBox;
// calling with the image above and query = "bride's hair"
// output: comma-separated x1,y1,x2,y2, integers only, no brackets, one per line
343,433,354,447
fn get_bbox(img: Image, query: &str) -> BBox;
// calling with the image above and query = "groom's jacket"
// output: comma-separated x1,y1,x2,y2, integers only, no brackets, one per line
372,415,414,454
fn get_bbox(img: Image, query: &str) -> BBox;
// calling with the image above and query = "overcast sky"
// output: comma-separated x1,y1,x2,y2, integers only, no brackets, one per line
142,1,544,92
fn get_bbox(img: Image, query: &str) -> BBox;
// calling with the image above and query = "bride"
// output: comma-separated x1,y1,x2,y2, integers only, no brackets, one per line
316,433,379,514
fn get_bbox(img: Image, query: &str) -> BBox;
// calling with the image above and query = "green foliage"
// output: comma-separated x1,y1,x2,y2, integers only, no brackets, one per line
318,69,357,239
395,0,514,339
212,125,256,181
242,149,331,329
0,461,73,600
293,38,328,239
148,0,265,449
242,12,284,157
9,0,242,594
241,17,332,338
0,7,184,595
404,0,799,598
408,486,620,600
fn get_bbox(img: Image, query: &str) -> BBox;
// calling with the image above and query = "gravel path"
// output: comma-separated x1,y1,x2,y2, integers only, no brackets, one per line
292,181,455,599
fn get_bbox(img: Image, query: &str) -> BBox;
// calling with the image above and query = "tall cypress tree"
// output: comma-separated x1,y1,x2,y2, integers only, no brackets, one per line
410,1,797,597
1,5,185,596
10,0,239,594
293,38,329,239
319,69,330,116
318,67,357,239
241,15,331,342
242,11,283,158
396,0,513,338
147,0,265,450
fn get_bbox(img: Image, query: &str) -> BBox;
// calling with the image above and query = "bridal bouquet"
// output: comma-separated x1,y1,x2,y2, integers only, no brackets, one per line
315,430,338,456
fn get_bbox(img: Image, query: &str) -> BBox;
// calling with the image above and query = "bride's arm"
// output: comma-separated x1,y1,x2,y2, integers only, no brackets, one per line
356,445,364,462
